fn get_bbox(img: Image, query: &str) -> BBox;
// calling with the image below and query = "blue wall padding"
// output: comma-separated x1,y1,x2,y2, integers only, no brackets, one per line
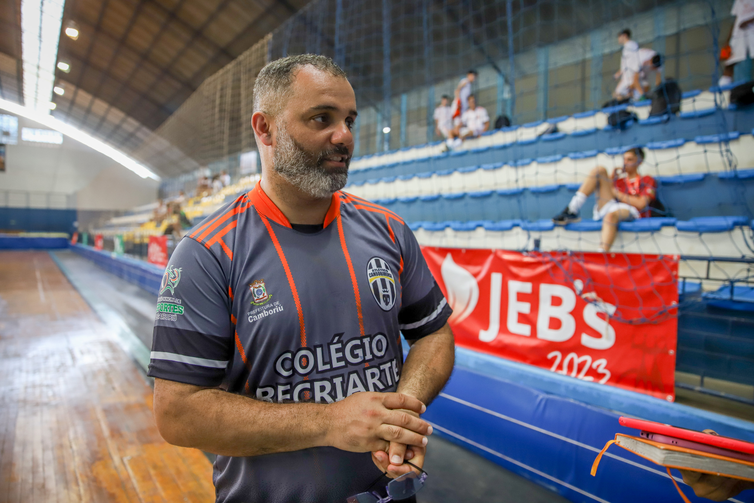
0,208,77,233
71,244,163,294
424,363,754,503
0,235,69,249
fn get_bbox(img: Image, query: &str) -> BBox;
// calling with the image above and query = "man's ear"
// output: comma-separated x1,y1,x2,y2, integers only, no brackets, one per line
252,112,274,147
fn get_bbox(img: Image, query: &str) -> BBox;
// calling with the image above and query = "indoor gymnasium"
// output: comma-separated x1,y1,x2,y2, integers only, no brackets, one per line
1,0,754,501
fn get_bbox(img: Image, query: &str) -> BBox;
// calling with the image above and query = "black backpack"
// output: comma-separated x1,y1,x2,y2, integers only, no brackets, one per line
649,79,682,116
730,80,754,107
494,115,511,129
607,110,638,129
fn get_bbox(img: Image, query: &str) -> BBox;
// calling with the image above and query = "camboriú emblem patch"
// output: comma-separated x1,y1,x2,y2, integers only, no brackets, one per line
160,265,182,295
250,279,271,305
367,257,396,311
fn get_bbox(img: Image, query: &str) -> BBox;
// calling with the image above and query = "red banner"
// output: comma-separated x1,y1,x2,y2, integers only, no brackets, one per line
148,235,169,268
71,232,78,245
422,248,679,401
94,234,104,250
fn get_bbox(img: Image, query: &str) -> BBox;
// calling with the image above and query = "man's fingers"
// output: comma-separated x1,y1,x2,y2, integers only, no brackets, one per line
382,393,426,415
680,469,703,486
379,424,428,448
389,441,406,466
385,410,432,436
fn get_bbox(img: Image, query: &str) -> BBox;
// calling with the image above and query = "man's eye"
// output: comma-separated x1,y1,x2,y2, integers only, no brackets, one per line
314,116,328,123
346,120,355,130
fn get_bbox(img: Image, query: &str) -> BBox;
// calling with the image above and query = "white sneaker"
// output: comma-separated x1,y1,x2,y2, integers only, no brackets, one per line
718,75,732,87
453,138,462,148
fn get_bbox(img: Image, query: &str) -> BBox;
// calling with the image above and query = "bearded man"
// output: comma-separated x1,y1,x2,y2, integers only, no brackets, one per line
148,54,455,503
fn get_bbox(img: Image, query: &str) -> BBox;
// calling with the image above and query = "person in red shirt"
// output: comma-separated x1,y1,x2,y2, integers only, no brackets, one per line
553,147,656,252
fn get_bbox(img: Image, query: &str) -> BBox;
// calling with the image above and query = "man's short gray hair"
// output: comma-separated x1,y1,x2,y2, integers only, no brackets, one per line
253,54,348,117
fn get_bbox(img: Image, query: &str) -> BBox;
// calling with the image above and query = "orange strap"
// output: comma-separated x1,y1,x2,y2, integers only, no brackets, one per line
666,468,692,503
590,440,615,476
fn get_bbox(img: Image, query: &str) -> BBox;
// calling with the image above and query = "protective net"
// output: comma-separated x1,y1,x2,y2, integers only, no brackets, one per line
92,0,754,393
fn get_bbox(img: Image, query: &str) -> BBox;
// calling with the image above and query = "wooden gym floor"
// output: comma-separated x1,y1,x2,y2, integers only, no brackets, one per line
0,251,215,502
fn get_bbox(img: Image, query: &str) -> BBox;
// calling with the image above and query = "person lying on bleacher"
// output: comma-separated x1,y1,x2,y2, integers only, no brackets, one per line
552,147,656,253
445,94,489,149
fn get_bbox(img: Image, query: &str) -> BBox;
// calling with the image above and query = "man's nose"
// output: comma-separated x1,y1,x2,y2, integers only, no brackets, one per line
331,122,354,150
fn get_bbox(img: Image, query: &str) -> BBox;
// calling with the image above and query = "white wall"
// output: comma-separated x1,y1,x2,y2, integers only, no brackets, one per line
0,114,158,209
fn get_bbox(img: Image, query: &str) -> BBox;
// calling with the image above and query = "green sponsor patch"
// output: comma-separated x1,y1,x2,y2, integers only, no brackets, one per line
156,303,185,315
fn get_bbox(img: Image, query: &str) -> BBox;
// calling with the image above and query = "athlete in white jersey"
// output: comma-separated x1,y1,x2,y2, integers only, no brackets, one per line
720,0,754,86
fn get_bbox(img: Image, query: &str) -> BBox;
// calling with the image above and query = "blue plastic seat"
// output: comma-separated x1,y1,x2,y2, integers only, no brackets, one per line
457,165,480,173
619,218,677,232
521,219,555,231
397,174,414,181
675,216,749,233
523,120,544,128
638,115,670,126
535,154,564,164
468,190,494,199
529,184,560,193
565,183,582,191
657,173,705,184
442,192,466,200
541,132,566,142
602,104,630,114
380,176,397,183
517,137,538,146
481,162,505,171
397,196,418,203
496,188,525,196
717,168,754,180
483,220,521,231
419,194,440,202
570,127,597,137
568,149,599,160
679,108,717,119
565,221,602,232
416,172,433,179
647,138,686,150
694,131,741,144
513,158,533,167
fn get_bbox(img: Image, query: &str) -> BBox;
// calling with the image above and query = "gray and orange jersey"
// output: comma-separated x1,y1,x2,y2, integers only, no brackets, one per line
148,182,451,503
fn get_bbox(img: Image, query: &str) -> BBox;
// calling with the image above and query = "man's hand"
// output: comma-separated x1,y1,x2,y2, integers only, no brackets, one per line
680,470,754,501
325,392,430,454
371,408,431,478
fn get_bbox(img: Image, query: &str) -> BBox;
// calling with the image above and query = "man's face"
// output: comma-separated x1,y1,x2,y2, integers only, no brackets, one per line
467,72,476,83
623,151,641,173
618,34,628,45
272,67,357,199
440,97,448,107
468,96,476,109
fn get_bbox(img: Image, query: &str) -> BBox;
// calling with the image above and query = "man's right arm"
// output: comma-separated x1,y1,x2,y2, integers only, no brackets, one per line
153,378,432,457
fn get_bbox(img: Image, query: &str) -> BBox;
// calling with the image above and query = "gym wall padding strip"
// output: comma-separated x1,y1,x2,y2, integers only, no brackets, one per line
423,367,754,503
70,244,164,295
0,236,69,249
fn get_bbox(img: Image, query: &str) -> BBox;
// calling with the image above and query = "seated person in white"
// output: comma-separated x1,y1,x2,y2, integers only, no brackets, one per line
552,147,657,253
447,95,489,148
433,95,453,139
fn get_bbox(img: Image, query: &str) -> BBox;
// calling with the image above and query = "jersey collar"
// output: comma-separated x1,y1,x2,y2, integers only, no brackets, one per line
249,181,342,229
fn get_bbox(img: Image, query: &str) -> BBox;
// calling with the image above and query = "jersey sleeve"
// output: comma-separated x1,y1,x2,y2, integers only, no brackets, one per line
396,223,452,341
479,108,490,125
148,237,234,387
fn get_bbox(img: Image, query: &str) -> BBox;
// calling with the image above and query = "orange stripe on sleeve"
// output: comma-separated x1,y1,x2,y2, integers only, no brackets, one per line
228,286,234,301
259,215,306,347
196,198,251,243
352,204,405,224
217,239,233,260
235,331,251,372
230,314,237,325
342,193,404,221
336,215,365,337
385,214,396,243
190,194,249,240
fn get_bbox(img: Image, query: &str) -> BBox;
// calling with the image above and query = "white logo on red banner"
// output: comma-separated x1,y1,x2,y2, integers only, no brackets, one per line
423,247,678,401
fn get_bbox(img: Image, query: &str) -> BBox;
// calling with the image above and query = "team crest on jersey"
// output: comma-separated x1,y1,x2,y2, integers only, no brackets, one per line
159,265,182,295
366,257,396,311
250,279,271,305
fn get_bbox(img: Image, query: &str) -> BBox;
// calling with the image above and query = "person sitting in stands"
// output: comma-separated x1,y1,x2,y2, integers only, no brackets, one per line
446,94,489,149
433,95,453,140
552,147,656,253
153,198,168,224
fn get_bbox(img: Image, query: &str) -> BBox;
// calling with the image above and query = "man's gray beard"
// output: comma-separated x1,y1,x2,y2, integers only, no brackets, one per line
272,123,349,199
